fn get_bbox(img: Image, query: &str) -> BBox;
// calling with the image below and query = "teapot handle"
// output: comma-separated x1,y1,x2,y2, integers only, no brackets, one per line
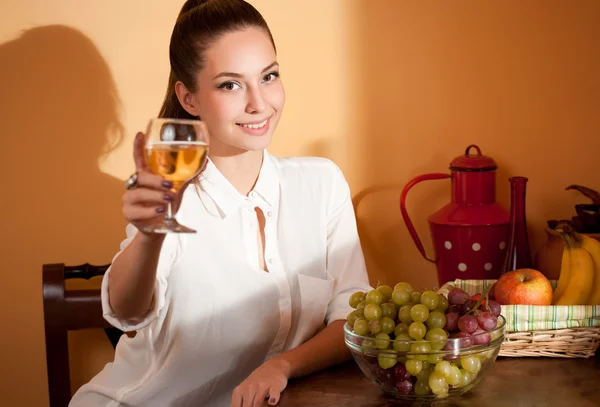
400,173,451,263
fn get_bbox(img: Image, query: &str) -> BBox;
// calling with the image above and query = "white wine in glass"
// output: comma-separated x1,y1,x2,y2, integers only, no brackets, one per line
144,118,209,233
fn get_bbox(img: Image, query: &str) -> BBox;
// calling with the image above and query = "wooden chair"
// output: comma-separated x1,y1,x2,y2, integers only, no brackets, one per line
42,263,123,407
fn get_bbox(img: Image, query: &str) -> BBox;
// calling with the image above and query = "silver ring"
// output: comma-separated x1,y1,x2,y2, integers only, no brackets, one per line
124,172,138,190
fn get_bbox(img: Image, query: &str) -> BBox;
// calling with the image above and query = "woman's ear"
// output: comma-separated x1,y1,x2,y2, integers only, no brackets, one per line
175,81,200,116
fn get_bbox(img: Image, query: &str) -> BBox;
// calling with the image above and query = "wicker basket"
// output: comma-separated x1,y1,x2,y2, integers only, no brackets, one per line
501,327,600,358
438,279,600,358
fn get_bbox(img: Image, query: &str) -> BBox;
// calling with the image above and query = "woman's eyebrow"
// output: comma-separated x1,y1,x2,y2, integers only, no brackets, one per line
212,61,279,80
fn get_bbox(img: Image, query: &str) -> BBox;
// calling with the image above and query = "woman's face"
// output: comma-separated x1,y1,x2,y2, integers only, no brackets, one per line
189,27,285,156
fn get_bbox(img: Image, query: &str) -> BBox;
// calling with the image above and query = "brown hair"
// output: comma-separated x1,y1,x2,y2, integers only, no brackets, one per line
158,0,276,119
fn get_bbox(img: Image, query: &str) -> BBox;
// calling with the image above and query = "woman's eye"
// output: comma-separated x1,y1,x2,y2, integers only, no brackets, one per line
218,82,240,91
263,72,279,82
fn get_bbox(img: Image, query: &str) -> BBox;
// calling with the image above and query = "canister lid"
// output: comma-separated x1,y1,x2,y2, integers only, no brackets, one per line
449,145,498,172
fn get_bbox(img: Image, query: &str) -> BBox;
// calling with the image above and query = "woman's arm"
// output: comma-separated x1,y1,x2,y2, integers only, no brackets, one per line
274,162,369,378
106,132,184,322
107,232,165,320
270,319,349,379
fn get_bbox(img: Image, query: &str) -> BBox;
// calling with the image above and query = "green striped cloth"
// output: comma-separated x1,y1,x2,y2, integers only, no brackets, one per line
437,279,600,332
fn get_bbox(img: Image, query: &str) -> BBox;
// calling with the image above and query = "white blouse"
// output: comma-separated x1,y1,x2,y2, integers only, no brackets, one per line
70,152,372,407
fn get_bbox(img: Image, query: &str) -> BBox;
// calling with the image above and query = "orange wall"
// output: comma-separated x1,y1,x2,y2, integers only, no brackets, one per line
1,1,599,405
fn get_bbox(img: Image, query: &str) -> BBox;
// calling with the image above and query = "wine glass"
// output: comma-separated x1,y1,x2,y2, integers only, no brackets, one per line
143,118,209,233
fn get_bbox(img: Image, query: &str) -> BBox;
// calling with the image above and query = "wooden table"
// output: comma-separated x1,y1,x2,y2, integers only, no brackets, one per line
276,356,600,406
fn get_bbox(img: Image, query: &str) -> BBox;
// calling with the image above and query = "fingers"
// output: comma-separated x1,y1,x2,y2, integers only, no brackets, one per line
231,387,243,407
123,204,166,222
245,384,260,407
254,384,272,407
123,189,172,216
231,383,278,407
136,171,173,191
124,131,179,230
133,132,150,172
266,386,281,406
124,185,174,205
122,169,174,224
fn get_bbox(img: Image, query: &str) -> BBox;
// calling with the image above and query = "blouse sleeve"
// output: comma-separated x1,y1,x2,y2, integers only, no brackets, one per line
324,163,373,325
101,223,180,331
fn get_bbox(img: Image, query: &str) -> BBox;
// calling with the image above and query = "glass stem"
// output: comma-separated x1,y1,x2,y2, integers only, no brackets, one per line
165,202,174,221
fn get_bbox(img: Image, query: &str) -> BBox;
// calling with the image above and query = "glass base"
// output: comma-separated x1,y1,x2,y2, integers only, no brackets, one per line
142,218,196,234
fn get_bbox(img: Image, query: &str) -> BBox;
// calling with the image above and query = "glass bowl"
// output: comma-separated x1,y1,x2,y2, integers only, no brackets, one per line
344,315,506,400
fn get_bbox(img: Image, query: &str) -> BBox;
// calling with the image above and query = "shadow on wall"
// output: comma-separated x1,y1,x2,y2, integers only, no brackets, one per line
0,25,127,405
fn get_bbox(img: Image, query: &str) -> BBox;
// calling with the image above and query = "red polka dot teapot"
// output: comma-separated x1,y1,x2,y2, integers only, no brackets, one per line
400,145,511,285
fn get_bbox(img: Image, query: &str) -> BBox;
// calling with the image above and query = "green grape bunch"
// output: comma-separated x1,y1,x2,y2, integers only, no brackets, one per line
345,282,503,399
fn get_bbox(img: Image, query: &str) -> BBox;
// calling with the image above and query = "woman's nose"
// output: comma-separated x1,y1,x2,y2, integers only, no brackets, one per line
245,86,267,114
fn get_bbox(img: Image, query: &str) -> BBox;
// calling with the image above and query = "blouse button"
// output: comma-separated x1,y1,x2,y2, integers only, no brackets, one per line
267,211,273,217
250,191,257,198
268,258,274,264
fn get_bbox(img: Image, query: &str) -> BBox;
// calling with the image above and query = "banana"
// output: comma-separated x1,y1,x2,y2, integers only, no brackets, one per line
554,247,594,305
582,235,600,305
553,230,595,305
552,244,571,303
554,246,594,305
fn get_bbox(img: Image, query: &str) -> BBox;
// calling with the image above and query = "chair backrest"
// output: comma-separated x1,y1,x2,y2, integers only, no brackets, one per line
42,263,122,407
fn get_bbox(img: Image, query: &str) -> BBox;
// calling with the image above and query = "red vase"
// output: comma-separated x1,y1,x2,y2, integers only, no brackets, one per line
400,145,510,285
501,177,533,274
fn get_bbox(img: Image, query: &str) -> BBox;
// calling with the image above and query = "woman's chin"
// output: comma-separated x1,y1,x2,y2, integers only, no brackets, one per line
239,134,274,152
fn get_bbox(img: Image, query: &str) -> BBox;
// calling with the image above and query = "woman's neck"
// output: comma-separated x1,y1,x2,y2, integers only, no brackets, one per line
209,149,264,196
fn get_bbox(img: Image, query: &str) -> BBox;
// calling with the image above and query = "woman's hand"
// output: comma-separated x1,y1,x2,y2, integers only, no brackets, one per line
231,358,291,407
122,132,176,233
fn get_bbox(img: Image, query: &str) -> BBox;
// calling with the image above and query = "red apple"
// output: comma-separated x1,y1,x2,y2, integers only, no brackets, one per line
494,268,553,306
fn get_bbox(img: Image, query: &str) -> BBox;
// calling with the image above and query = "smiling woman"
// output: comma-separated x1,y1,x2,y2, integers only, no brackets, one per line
68,1,372,407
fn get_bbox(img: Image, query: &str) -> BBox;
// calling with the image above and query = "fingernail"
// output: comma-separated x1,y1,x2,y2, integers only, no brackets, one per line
162,180,173,189
269,398,276,405
156,206,165,213
164,194,173,201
